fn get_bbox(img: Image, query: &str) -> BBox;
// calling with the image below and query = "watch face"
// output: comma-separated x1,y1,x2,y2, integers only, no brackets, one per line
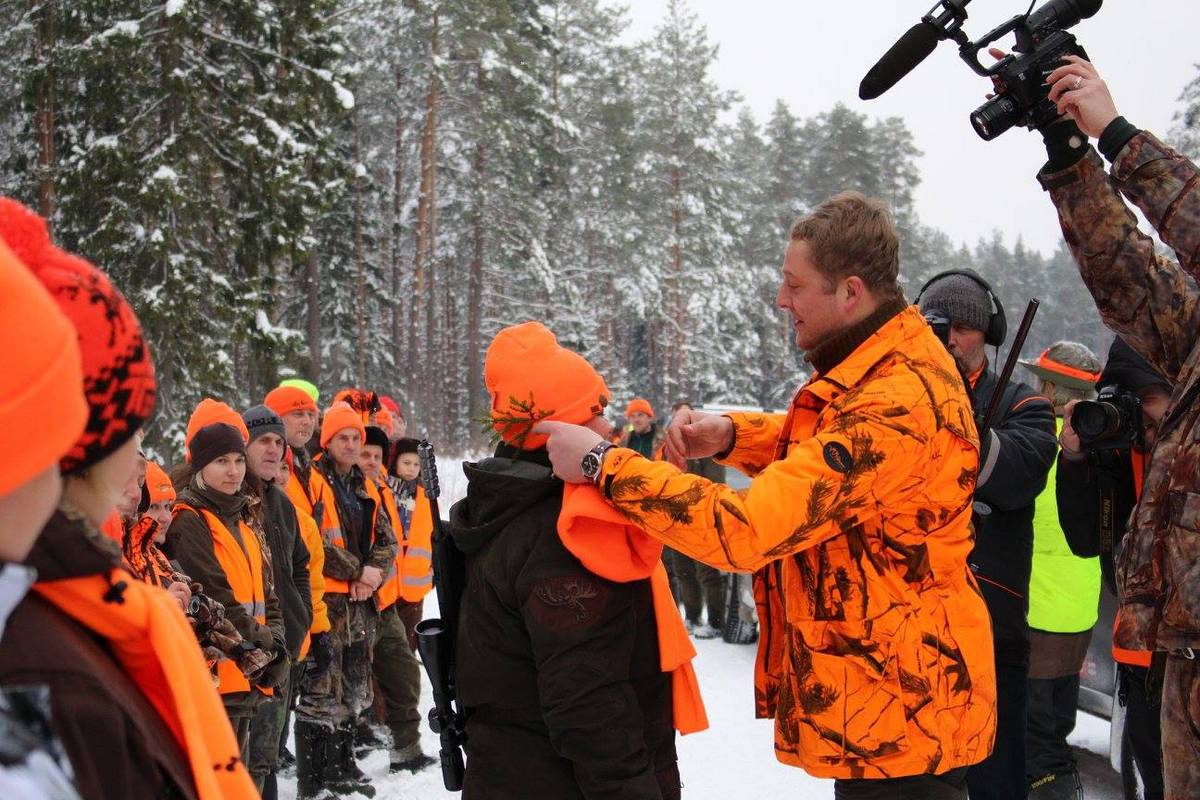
582,453,600,478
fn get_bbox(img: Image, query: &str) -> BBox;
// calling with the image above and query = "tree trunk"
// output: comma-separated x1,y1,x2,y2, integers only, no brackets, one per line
305,248,321,381
31,0,56,219
390,56,407,387
466,66,486,449
353,112,367,386
409,6,440,425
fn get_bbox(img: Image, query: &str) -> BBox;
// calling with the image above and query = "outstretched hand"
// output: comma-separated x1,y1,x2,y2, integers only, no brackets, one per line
661,408,735,469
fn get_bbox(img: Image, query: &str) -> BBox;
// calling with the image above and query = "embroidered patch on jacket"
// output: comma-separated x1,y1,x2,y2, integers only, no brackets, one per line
530,576,606,631
822,441,854,474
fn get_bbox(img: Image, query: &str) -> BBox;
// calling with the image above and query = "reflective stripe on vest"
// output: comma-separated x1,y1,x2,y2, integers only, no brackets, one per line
175,504,273,697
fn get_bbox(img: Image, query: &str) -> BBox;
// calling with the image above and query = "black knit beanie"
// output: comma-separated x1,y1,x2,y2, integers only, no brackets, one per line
189,423,247,473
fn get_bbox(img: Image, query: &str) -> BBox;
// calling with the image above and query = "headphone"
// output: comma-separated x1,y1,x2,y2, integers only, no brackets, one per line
913,268,1007,347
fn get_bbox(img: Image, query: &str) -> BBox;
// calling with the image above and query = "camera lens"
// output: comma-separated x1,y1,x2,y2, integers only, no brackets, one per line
970,95,1020,141
1073,399,1121,442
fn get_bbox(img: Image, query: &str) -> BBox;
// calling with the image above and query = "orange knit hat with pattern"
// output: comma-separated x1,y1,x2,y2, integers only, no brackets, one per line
0,238,87,495
0,198,156,475
484,322,610,451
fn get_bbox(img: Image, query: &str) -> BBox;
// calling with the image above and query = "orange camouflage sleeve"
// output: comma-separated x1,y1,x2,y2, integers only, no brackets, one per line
716,411,787,477
599,383,948,573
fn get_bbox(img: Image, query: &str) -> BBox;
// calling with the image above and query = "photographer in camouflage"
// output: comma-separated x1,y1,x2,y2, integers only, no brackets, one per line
1033,53,1200,797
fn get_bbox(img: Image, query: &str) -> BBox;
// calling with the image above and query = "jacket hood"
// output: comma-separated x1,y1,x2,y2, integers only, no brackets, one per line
447,447,561,555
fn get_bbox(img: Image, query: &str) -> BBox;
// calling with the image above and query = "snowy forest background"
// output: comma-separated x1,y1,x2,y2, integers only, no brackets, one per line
2,0,1199,454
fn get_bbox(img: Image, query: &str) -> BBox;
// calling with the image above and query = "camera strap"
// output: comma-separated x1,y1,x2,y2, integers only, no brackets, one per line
1097,479,1118,595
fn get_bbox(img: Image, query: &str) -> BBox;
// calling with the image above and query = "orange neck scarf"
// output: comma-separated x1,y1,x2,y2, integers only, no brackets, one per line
34,569,258,800
558,483,709,735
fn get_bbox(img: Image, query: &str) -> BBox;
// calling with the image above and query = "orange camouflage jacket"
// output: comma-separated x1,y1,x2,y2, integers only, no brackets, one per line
597,304,996,779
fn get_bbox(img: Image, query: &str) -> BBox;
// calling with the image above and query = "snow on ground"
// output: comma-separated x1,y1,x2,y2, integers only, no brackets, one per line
277,454,1119,798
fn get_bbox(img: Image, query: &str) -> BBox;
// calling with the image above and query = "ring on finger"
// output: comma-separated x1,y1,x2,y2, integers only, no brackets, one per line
1073,76,1084,90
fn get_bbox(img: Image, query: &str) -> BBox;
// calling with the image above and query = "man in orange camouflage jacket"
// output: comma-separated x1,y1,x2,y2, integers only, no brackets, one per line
539,191,996,799
1036,55,1200,799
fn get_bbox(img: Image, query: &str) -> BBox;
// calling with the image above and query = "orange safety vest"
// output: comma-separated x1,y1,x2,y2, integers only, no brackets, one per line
35,569,259,799
300,458,384,595
558,483,709,735
175,504,273,697
295,505,331,660
1113,449,1152,668
374,480,435,611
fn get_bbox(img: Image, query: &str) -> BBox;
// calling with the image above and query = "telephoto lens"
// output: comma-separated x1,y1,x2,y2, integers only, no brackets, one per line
1072,399,1121,443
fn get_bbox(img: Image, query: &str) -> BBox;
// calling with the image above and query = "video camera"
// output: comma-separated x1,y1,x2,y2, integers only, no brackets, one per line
1073,384,1144,452
860,0,1102,140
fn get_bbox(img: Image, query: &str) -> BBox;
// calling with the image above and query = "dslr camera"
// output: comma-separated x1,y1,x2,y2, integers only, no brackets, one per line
1072,384,1143,452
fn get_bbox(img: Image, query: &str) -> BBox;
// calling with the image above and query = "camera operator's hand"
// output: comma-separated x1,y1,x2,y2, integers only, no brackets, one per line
1060,400,1087,462
1046,56,1119,139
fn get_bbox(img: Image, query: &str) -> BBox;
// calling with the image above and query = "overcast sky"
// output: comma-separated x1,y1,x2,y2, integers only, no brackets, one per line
619,0,1200,256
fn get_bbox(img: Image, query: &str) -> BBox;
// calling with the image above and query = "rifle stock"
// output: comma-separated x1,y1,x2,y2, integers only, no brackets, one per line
416,440,467,792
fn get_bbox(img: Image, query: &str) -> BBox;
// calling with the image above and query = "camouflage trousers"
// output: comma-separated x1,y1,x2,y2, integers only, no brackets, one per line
297,594,378,730
1161,653,1200,799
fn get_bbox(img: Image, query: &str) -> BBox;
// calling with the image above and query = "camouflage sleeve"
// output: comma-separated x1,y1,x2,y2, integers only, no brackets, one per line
323,543,362,582
599,381,951,572
1038,142,1200,382
365,504,398,573
715,412,786,477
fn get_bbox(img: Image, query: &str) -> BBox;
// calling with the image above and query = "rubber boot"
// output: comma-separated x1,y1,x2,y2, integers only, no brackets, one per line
334,727,376,798
295,721,328,800
261,771,278,800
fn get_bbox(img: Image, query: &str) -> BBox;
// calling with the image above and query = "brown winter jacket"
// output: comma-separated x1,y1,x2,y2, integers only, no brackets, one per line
0,511,198,800
595,302,997,779
1039,132,1200,653
166,481,286,713
448,447,679,800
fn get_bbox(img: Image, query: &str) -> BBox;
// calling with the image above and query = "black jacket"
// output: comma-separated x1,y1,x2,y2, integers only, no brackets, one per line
1056,449,1138,590
256,479,313,658
969,364,1057,664
447,447,679,800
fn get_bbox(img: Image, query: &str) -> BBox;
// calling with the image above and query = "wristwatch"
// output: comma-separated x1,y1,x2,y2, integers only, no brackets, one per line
581,442,616,484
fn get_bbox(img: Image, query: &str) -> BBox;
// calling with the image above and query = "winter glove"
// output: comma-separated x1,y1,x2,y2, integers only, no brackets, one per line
258,649,291,690
308,632,335,680
236,644,274,684
1040,118,1089,172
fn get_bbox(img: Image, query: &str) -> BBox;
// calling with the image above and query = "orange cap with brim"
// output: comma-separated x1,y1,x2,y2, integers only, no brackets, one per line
265,385,318,417
375,408,395,437
145,461,176,505
0,239,86,496
485,321,610,451
320,401,367,449
185,399,249,462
